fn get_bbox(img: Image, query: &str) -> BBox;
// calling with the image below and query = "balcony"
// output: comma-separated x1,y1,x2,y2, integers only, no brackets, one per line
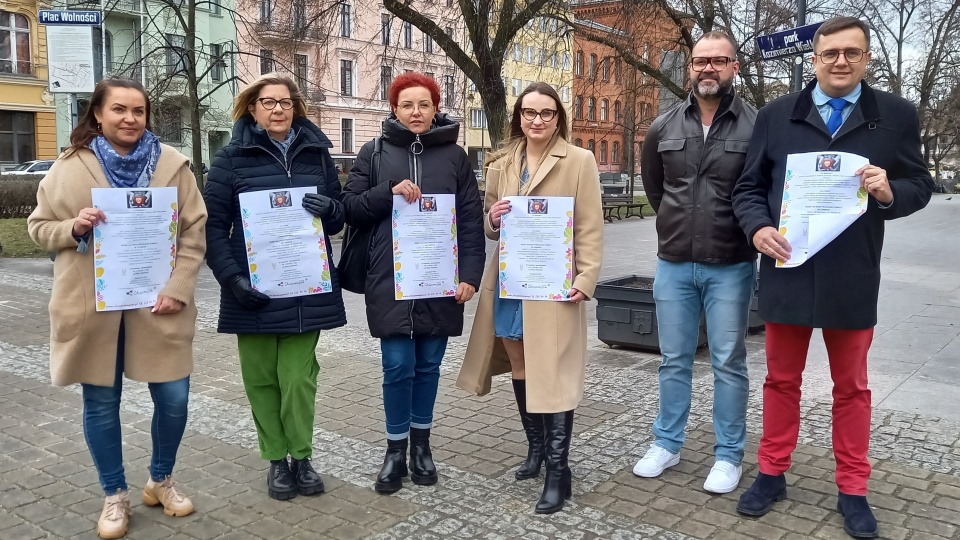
67,0,143,15
302,89,325,105
254,20,327,43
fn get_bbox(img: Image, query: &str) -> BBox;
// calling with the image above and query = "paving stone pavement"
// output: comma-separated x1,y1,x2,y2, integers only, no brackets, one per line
0,196,958,539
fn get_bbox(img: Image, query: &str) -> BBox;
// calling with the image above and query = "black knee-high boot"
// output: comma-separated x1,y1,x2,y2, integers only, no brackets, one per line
535,410,574,514
511,379,544,480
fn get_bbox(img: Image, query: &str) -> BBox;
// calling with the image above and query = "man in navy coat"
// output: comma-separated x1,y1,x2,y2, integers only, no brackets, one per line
732,16,933,539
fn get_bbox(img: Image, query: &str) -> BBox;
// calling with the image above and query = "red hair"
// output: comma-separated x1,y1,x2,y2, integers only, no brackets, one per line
388,72,442,109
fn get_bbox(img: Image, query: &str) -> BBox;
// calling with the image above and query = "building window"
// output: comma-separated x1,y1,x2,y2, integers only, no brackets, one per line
166,34,186,75
157,106,182,144
294,53,308,89
599,141,607,164
525,46,535,64
600,99,608,121
339,2,351,37
340,59,353,96
587,139,595,154
381,14,391,45
538,48,546,66
512,78,522,97
574,51,582,76
446,0,453,6
470,108,487,128
588,54,597,79
259,49,274,74
602,58,610,81
424,34,433,53
614,101,622,122
0,111,35,162
425,71,435,81
615,58,622,83
259,0,272,23
293,0,306,28
403,21,412,48
512,43,522,62
93,30,114,78
573,138,582,148
551,52,559,69
573,96,582,120
209,43,224,82
445,26,454,39
443,75,454,106
587,97,596,121
210,0,221,15
562,53,571,70
560,86,570,103
612,141,620,164
380,65,392,101
341,118,354,153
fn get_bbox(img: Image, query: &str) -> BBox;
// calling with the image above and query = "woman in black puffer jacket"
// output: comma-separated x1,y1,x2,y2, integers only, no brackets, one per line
204,74,346,502
341,72,485,495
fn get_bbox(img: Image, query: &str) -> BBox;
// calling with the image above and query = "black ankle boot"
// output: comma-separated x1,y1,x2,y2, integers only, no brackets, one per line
375,439,408,494
837,492,878,538
736,472,787,516
535,410,574,514
410,427,438,486
289,457,325,496
267,459,298,501
512,379,544,480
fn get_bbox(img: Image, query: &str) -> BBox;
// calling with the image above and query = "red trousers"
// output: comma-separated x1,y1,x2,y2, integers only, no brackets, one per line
758,322,874,495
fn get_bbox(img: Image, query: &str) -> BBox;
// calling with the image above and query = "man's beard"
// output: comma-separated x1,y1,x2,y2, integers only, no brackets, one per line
694,75,733,99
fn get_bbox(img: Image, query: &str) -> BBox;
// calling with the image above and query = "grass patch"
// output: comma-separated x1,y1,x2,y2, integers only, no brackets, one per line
0,218,48,258
633,195,657,217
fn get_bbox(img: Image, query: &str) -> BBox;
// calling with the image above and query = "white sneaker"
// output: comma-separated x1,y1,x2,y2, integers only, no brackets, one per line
703,461,742,494
632,445,680,478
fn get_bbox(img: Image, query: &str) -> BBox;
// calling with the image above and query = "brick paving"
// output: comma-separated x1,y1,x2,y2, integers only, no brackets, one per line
1,196,958,539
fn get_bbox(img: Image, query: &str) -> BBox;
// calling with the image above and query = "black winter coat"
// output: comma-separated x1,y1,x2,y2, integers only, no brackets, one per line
204,116,347,334
732,81,933,329
340,113,485,339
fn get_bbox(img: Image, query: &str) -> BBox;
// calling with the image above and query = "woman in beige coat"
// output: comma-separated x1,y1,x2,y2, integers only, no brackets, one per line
27,77,207,539
457,82,603,514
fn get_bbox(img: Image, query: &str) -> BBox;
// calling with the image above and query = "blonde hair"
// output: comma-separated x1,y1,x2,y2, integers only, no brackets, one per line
232,73,308,121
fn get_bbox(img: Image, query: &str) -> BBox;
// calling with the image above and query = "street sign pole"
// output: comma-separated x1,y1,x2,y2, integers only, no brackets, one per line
794,0,808,92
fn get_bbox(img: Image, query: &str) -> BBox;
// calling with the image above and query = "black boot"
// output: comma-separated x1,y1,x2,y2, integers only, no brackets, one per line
410,427,438,486
512,379,544,480
374,439,408,494
289,457,325,496
267,459,298,501
736,472,787,516
535,410,574,514
837,492,879,538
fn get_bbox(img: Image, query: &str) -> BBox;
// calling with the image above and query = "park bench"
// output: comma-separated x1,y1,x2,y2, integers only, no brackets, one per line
601,193,647,222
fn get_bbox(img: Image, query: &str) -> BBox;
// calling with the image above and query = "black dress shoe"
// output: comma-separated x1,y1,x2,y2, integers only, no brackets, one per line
736,472,787,517
267,459,298,501
375,438,408,494
290,457,325,496
837,492,879,538
410,427,438,486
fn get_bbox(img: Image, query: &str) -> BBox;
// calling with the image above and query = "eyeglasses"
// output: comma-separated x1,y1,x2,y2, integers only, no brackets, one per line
690,56,734,71
257,98,294,110
521,108,558,122
816,48,866,64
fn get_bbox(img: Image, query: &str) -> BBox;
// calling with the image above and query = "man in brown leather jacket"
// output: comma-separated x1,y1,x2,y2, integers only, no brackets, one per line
634,31,758,496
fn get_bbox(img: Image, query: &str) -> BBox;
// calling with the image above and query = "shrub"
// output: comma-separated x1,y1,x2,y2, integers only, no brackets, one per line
0,175,41,219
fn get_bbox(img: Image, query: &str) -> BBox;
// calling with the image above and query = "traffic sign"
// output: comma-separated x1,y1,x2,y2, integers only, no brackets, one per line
38,10,103,26
756,22,824,60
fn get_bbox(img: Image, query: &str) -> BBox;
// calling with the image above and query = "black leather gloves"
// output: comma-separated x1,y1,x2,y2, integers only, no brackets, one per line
302,193,337,220
228,274,270,310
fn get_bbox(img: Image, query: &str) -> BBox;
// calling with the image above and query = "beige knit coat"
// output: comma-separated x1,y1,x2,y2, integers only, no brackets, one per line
27,145,207,387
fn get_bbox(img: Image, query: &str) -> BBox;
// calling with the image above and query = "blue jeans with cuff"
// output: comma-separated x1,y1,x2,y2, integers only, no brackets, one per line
380,336,448,440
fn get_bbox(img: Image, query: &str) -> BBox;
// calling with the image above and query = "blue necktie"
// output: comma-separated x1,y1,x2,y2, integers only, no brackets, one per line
825,97,847,136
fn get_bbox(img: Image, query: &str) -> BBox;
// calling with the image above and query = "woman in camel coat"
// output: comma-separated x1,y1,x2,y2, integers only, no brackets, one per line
457,82,603,515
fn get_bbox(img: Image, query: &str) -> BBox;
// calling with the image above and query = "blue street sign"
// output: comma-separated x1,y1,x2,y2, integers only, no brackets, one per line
38,10,103,26
756,22,824,60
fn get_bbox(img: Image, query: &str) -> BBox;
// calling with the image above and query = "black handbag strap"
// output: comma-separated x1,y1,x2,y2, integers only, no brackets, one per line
371,136,382,187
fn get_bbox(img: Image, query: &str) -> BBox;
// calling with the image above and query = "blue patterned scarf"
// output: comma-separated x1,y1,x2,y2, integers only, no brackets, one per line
89,130,161,188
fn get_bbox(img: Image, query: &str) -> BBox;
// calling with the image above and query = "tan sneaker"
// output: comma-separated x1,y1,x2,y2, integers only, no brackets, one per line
98,489,130,539
142,476,195,517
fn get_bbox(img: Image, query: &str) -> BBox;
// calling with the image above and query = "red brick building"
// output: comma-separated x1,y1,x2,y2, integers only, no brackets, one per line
572,0,678,176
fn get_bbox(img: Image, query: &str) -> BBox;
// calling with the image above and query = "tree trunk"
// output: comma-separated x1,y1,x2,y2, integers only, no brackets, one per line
186,0,204,189
481,68,508,148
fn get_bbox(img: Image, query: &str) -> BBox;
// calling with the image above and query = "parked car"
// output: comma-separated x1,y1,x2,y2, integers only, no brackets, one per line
2,160,55,176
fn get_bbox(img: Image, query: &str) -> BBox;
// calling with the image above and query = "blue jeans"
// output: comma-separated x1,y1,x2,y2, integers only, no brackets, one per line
651,259,754,465
82,319,190,494
380,336,448,440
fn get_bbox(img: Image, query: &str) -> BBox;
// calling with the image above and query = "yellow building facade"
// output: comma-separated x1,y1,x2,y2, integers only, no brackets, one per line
463,15,574,170
0,0,57,167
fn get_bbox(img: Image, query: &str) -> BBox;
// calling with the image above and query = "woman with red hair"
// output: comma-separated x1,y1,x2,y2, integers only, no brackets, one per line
341,72,486,494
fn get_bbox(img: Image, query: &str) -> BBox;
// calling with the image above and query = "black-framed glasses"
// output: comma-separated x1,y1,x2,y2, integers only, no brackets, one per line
816,48,866,64
690,56,734,71
521,108,557,122
257,98,294,110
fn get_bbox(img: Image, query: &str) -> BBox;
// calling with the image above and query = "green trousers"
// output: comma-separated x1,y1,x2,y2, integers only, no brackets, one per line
237,331,320,461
